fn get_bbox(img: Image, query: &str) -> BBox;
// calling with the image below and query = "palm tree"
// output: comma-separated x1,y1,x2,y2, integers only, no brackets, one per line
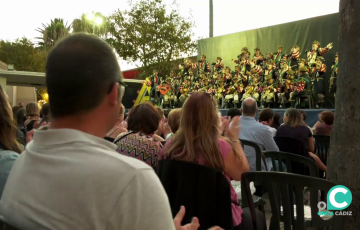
36,18,70,51
72,12,109,38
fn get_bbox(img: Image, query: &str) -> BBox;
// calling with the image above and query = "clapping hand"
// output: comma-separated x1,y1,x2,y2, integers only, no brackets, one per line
174,206,223,230
260,121,269,126
26,122,51,143
227,116,241,140
163,122,172,138
120,121,128,129
220,116,241,140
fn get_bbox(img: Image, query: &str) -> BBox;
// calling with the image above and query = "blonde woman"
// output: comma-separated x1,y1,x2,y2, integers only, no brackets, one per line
160,92,265,229
24,103,40,132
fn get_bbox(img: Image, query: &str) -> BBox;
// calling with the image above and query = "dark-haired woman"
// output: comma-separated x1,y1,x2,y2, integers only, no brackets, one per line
270,112,281,130
114,102,164,170
276,109,326,171
0,86,22,198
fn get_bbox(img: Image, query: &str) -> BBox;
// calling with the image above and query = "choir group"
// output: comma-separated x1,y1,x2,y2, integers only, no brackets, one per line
144,40,337,109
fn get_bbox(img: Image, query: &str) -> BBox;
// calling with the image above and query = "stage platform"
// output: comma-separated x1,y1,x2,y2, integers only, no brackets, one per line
219,109,335,127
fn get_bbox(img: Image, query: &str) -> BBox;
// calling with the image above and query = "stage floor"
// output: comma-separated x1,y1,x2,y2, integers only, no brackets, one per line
219,108,335,127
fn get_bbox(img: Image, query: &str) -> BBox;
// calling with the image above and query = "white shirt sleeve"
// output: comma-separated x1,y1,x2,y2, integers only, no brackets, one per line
107,168,175,230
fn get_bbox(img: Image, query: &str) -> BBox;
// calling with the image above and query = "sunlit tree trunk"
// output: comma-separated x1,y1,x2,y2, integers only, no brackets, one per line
327,0,360,229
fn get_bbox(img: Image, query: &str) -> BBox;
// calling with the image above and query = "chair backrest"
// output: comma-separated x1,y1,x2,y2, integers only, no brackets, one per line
313,135,330,165
274,136,313,175
241,172,345,230
240,139,267,171
263,151,319,177
157,160,234,230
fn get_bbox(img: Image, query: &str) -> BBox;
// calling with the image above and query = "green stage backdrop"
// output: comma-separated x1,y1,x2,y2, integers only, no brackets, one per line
197,13,339,108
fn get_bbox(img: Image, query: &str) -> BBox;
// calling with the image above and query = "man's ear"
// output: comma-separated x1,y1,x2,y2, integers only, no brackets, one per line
108,82,119,106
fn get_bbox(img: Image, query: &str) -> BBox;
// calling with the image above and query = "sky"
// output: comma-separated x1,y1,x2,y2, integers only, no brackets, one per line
1,0,339,70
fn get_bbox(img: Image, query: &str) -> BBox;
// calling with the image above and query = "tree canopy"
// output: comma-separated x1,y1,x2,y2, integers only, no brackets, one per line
0,38,46,72
72,12,109,38
107,0,196,78
36,18,70,52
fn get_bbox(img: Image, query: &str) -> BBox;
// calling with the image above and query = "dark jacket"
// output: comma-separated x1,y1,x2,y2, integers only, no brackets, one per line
157,160,234,230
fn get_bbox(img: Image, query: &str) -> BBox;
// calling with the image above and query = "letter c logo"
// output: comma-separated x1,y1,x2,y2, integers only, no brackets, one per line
327,185,352,210
329,188,348,208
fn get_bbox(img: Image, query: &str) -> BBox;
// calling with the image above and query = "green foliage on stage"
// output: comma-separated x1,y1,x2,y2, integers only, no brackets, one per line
0,38,46,72
106,0,196,78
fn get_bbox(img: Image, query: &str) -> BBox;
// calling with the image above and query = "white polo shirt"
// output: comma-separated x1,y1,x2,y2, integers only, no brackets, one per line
0,129,175,230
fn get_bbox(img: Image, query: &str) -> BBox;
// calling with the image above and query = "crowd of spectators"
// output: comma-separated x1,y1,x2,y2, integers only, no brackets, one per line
0,33,335,230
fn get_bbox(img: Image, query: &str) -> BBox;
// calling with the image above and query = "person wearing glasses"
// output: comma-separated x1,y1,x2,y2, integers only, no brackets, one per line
0,33,210,230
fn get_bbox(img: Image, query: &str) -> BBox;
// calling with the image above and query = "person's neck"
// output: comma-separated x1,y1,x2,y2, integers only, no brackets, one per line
51,114,109,138
242,114,256,118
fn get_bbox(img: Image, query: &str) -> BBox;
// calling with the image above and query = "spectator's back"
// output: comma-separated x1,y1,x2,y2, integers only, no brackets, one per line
239,98,279,171
0,33,175,230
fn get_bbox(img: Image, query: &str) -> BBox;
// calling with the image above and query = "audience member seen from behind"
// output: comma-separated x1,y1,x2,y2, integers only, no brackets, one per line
16,108,27,139
12,106,21,121
24,103,40,132
0,33,181,230
258,108,277,137
164,108,181,141
11,106,26,145
270,112,281,130
0,86,21,198
227,108,242,120
160,92,262,229
154,107,168,138
16,108,26,128
276,109,327,171
298,110,312,132
38,103,51,127
105,103,127,142
312,111,334,136
164,109,172,119
114,102,163,170
239,98,279,172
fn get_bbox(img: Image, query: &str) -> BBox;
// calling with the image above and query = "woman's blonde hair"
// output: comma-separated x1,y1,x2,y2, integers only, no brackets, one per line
284,109,306,128
167,108,182,133
119,103,125,115
0,86,22,153
161,92,224,171
25,102,40,116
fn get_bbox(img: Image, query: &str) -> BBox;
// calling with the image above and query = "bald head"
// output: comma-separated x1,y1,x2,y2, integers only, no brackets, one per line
241,98,258,116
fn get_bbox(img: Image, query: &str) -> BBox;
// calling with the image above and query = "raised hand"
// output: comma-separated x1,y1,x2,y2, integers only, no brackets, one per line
228,116,241,140
174,206,200,230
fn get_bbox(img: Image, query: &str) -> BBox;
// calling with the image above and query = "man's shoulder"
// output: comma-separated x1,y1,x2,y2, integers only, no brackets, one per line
27,143,153,173
247,121,272,133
